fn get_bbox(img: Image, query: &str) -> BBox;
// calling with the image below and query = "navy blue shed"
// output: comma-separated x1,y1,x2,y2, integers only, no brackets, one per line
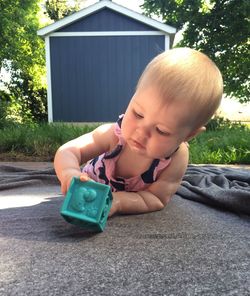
37,0,176,122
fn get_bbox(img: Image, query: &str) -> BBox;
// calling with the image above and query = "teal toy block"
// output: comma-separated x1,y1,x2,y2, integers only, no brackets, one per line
60,178,113,232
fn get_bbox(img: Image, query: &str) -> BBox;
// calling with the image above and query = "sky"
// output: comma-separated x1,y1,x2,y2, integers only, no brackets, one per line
113,0,144,12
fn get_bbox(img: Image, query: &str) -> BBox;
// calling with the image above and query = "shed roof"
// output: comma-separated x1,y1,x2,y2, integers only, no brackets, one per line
37,0,176,37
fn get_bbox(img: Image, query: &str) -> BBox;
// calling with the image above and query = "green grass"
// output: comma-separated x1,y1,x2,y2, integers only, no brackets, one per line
0,120,249,164
189,127,250,164
0,122,97,161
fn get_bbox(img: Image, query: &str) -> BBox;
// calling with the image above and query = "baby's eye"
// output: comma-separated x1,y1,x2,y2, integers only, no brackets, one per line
133,110,143,118
156,127,169,136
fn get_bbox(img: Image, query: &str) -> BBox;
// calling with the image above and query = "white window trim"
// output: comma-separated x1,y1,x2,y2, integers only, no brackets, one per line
45,37,53,123
165,35,170,51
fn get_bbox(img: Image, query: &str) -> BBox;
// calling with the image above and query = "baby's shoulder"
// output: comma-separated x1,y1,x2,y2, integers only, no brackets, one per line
158,142,189,180
93,123,119,150
170,142,189,167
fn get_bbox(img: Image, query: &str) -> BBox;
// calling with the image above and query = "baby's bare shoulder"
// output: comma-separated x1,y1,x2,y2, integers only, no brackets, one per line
160,142,189,180
147,143,189,204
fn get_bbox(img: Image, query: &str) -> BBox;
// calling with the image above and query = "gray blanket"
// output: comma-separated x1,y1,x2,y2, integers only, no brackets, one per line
0,164,249,295
178,165,250,216
0,164,249,215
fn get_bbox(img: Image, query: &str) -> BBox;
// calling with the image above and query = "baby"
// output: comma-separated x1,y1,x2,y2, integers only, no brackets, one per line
54,47,223,217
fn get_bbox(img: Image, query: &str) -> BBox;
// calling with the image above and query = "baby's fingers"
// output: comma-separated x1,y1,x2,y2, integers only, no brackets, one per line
79,173,91,182
61,182,67,196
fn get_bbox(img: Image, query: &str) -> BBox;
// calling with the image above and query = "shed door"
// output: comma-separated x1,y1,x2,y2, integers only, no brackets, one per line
50,35,165,122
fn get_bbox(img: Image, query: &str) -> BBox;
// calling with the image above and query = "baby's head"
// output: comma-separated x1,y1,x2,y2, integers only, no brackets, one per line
136,47,223,129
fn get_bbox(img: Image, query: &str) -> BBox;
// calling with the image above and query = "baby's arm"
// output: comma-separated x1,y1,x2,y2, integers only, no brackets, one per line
54,123,116,195
109,142,189,216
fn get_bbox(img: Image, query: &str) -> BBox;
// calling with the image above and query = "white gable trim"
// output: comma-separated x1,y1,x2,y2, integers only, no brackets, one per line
50,31,165,37
37,0,176,37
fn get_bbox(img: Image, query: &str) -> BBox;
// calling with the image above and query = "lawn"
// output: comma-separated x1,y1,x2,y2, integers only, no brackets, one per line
0,119,249,164
189,127,249,164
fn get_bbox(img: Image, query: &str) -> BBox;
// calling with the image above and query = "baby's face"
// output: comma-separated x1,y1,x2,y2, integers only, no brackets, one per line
121,86,194,159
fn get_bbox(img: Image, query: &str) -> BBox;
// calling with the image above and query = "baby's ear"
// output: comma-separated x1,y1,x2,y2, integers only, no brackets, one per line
185,126,206,142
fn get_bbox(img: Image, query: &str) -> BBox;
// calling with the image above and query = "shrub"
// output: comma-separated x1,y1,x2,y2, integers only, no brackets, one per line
206,116,246,131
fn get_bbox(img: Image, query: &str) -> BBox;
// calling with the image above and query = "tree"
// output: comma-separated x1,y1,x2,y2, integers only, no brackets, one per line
142,0,250,103
0,0,47,122
44,0,81,21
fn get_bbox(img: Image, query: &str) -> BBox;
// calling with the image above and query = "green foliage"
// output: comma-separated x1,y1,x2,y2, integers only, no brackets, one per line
190,117,250,163
0,0,47,123
44,0,81,21
206,116,247,131
189,125,250,164
0,74,47,124
0,97,10,128
0,0,45,76
0,121,249,164
142,0,250,102
0,122,97,160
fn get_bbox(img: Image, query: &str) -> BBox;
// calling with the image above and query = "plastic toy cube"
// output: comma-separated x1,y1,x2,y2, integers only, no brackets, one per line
60,178,113,232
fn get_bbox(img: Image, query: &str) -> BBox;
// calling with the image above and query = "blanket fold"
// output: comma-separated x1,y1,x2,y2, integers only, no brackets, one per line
0,165,59,190
177,165,250,215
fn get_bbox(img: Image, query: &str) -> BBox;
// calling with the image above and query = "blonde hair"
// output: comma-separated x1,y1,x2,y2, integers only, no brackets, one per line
137,47,223,128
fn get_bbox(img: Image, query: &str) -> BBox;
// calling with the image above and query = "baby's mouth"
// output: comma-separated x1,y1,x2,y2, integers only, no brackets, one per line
131,139,146,150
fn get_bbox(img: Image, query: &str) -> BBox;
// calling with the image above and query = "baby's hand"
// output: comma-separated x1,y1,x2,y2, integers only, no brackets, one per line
60,169,90,195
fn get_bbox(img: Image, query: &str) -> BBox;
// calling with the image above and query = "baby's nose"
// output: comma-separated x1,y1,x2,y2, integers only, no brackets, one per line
136,125,151,139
